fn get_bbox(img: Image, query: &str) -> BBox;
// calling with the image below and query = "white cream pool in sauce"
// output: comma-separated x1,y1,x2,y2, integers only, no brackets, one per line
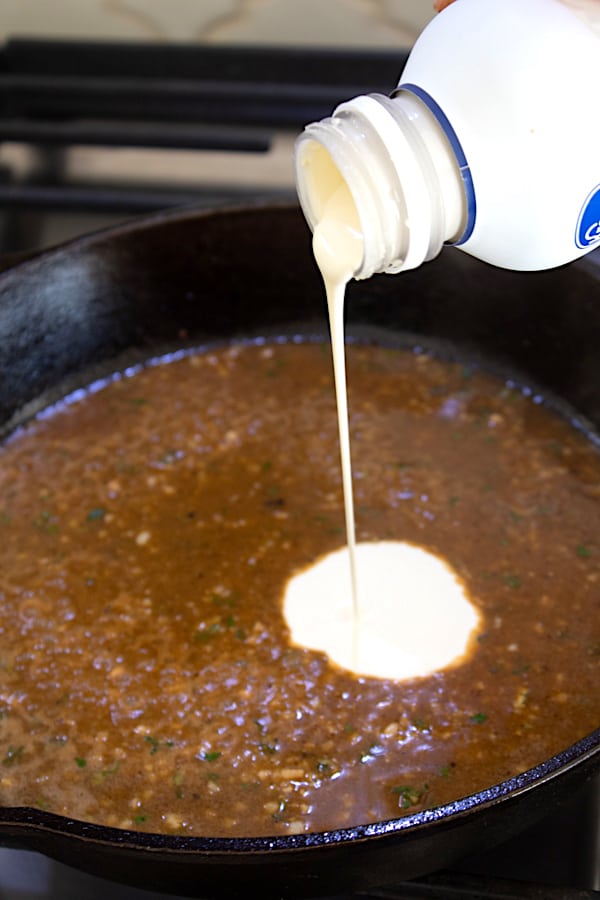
284,172,481,680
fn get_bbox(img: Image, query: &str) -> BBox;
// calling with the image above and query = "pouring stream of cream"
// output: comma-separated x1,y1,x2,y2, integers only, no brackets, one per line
311,185,364,657
283,169,480,681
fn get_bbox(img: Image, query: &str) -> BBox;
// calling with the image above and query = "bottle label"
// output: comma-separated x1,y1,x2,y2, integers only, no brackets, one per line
576,185,600,249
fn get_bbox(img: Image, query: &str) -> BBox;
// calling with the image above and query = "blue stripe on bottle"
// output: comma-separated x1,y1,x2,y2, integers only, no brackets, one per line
397,82,476,245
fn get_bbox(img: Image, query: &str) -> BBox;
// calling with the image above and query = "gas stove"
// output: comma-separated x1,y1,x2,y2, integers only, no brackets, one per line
0,37,598,900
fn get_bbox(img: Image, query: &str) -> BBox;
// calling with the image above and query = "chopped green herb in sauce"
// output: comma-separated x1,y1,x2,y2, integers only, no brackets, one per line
2,745,24,766
0,341,597,838
391,784,429,809
200,751,222,763
470,713,488,725
86,507,106,521
503,574,522,589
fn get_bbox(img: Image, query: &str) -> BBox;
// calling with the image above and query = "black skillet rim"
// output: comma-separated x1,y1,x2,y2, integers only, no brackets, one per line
0,727,597,852
0,202,598,856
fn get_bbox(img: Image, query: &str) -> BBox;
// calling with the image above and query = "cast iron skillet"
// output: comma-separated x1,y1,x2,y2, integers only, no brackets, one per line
0,203,598,898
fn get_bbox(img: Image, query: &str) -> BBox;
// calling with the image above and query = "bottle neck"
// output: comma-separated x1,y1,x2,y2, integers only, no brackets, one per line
294,91,467,278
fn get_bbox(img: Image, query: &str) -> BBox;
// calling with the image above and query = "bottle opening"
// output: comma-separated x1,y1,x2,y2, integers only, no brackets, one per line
295,92,467,278
295,136,364,280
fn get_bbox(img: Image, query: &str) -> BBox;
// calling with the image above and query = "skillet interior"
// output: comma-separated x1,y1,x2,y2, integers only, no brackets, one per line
0,202,598,898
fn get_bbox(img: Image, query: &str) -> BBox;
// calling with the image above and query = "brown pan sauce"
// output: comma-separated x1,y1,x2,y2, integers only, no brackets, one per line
0,340,598,836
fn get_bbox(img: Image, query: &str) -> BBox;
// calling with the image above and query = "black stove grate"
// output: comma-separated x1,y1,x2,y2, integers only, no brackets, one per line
0,39,407,127
0,38,408,242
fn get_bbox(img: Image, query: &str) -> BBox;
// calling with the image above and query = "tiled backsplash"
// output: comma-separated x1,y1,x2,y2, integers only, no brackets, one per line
2,0,434,46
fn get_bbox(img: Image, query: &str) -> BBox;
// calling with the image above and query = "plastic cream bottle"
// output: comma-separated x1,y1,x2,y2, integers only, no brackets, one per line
294,0,600,275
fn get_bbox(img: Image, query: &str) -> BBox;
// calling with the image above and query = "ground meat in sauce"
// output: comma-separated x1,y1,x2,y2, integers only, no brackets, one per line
0,341,598,838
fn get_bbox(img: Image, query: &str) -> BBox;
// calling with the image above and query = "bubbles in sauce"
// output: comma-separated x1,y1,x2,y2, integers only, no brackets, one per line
289,160,480,681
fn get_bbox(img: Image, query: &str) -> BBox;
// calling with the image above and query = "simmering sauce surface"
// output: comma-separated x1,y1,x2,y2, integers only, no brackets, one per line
0,341,598,836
